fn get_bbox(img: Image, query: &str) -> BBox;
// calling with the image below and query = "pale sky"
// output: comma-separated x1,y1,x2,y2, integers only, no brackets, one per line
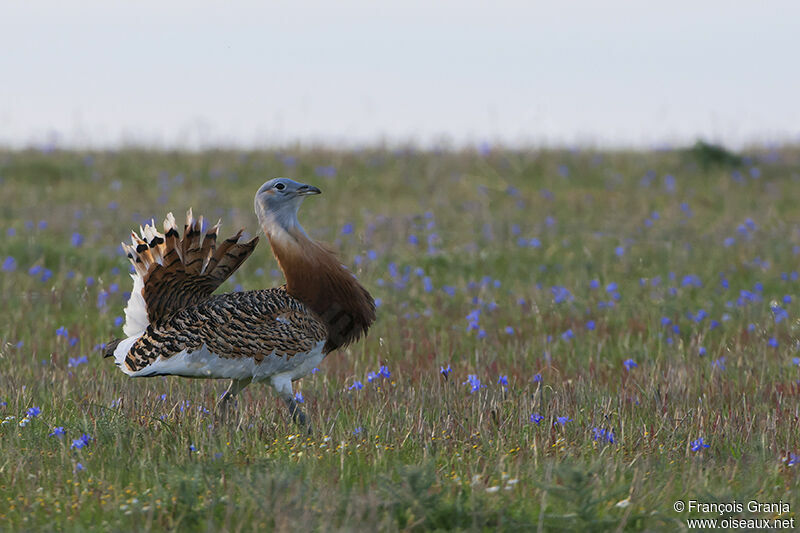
1,1,798,149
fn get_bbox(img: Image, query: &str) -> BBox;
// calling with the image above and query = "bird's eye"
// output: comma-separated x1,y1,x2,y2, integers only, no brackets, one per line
275,183,285,191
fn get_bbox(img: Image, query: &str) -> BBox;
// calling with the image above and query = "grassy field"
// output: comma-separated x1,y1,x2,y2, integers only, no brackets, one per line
1,145,799,531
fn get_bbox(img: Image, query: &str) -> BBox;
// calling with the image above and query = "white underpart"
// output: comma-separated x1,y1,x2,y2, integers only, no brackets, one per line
116,340,326,393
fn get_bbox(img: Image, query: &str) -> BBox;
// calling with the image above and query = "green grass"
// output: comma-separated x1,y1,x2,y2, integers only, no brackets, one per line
1,146,799,531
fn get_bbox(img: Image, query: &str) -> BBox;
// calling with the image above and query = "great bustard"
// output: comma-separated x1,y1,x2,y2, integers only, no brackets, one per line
104,178,376,426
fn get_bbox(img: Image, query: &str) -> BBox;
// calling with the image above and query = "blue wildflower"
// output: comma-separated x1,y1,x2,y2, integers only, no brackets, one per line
623,359,637,371
71,233,84,247
504,326,514,335
530,413,544,425
589,279,599,289
690,438,709,452
378,365,390,379
711,357,726,370
555,416,572,426
341,223,354,235
561,329,574,341
56,326,68,338
366,371,378,383
294,392,304,403
114,316,124,327
463,374,483,393
592,427,615,444
68,355,88,368
532,373,542,383
423,277,433,292
408,234,419,245
698,347,706,356
551,286,573,303
440,365,452,378
586,320,596,331
189,444,197,452
352,427,363,435
787,453,799,467
349,381,363,391
2,256,16,272
465,310,482,331
768,337,779,348
27,406,41,417
75,463,85,472
497,375,508,387
71,434,92,449
49,426,65,437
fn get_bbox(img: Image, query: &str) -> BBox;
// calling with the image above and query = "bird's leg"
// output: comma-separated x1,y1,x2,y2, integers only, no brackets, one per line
216,378,251,414
282,396,308,427
271,376,310,432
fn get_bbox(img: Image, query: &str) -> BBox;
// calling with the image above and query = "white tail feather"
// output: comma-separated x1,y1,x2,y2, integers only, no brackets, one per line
123,273,148,337
120,216,171,337
112,335,141,375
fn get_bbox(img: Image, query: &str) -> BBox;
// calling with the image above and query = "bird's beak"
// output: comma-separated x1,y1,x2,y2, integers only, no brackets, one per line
296,184,321,196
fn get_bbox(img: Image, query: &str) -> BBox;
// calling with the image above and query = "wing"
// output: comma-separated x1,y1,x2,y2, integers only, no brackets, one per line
122,289,328,373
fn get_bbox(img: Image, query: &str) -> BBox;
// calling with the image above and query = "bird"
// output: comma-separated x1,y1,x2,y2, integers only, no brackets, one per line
103,178,376,426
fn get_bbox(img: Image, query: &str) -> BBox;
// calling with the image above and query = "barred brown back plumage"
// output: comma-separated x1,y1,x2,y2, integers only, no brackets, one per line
124,288,328,372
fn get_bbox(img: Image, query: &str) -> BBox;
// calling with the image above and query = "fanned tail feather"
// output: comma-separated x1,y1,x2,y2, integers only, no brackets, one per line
119,209,259,339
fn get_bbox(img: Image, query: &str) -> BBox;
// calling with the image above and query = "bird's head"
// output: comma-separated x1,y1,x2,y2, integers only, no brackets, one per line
254,178,321,234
